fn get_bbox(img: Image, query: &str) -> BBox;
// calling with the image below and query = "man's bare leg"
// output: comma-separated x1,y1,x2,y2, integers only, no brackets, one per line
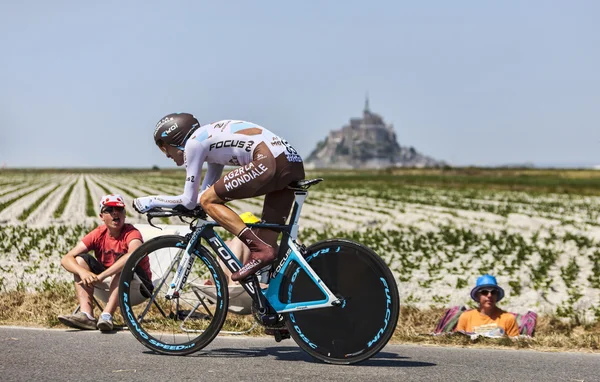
103,273,120,316
74,256,95,317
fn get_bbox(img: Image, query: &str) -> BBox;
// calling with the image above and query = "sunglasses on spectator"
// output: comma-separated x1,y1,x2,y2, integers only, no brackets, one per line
479,289,498,297
102,206,125,214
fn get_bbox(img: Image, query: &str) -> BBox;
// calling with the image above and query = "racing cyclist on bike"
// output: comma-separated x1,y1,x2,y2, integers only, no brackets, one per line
132,113,305,281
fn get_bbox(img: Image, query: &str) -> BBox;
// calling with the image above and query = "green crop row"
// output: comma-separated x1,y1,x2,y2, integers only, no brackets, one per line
0,185,46,213
18,184,61,221
0,182,28,198
0,224,96,261
53,181,77,218
83,178,95,217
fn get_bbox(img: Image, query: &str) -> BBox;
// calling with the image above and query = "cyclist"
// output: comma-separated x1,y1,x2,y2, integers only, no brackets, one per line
133,113,305,281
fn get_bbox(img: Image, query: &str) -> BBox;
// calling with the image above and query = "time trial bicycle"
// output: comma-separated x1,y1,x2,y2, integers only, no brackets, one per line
119,178,399,364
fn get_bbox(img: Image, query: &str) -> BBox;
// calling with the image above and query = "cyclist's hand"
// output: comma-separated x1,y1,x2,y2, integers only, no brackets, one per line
133,197,155,214
77,270,98,288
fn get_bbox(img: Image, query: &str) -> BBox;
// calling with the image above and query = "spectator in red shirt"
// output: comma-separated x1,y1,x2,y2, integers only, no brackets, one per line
58,194,150,331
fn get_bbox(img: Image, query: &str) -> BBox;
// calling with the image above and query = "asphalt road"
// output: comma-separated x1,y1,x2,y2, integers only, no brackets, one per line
1,326,599,382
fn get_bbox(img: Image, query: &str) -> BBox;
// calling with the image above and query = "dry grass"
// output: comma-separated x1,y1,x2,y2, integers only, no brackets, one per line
0,287,263,334
1,288,598,352
0,284,76,328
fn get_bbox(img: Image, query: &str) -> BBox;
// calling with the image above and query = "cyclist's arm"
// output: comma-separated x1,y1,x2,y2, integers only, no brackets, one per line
142,139,205,210
201,163,224,191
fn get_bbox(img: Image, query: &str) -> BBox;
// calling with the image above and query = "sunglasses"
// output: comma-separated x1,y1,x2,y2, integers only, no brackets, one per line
101,206,125,214
479,289,498,297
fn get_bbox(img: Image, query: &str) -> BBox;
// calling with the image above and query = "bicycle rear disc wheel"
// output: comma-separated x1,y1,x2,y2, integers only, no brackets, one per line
282,239,399,364
119,235,229,355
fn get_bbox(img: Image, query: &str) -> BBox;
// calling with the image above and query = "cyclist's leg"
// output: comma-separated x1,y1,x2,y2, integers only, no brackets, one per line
259,158,305,227
205,143,303,280
228,154,305,280
252,162,304,337
220,237,250,284
200,142,276,236
201,185,278,281
196,188,253,285
254,174,304,248
201,143,279,280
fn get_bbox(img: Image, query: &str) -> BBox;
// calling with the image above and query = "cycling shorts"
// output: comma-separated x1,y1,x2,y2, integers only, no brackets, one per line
213,142,305,225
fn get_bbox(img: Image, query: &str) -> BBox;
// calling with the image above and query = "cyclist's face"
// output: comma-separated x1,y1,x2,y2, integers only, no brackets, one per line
160,144,184,166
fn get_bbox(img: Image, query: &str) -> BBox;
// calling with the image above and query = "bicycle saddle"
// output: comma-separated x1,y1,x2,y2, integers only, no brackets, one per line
288,178,323,189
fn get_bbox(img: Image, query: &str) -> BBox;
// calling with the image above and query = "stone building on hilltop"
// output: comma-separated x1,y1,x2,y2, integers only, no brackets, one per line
305,97,445,169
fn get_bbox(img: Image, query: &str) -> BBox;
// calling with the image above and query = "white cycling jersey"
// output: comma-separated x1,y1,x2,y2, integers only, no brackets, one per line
145,120,300,210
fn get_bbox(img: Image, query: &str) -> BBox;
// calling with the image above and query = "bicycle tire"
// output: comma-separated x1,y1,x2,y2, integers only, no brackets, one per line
119,235,229,355
281,239,399,364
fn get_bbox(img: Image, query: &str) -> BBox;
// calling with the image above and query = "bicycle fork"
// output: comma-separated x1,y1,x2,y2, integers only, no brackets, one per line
165,232,202,299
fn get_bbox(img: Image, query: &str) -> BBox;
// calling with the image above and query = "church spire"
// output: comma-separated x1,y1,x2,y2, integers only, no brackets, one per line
364,92,370,114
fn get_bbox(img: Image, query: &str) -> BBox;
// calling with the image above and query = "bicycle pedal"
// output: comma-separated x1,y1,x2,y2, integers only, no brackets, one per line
266,328,291,342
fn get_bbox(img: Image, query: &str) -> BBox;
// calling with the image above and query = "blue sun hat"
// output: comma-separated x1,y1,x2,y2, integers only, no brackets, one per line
470,274,505,302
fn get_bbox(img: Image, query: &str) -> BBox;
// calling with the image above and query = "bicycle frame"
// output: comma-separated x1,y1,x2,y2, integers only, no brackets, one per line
166,188,341,314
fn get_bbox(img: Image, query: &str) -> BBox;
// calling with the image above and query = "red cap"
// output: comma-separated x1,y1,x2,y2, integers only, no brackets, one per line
99,194,126,212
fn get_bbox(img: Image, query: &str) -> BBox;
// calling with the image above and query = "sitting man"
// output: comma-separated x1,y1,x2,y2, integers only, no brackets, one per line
57,194,151,331
456,274,520,337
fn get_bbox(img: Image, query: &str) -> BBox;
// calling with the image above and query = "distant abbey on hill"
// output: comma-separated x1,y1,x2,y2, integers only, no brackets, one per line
305,98,446,169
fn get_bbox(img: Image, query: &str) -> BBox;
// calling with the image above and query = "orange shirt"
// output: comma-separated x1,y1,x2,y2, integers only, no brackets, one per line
456,309,520,337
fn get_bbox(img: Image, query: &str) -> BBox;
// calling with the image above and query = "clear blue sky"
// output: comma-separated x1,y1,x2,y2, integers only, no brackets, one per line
1,1,598,168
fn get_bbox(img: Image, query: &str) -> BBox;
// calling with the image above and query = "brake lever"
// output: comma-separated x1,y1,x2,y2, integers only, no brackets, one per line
194,206,208,220
147,214,163,230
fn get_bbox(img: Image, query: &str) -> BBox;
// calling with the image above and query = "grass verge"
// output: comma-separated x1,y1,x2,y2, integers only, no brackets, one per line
1,289,598,352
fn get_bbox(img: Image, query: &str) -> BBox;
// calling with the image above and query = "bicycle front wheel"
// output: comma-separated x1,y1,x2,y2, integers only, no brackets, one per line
282,239,400,364
119,235,229,355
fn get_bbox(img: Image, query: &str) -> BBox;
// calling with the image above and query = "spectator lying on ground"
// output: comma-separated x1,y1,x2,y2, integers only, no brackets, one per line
455,274,520,338
57,194,151,332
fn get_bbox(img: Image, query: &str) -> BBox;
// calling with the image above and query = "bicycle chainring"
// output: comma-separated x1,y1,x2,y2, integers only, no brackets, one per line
251,302,286,330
